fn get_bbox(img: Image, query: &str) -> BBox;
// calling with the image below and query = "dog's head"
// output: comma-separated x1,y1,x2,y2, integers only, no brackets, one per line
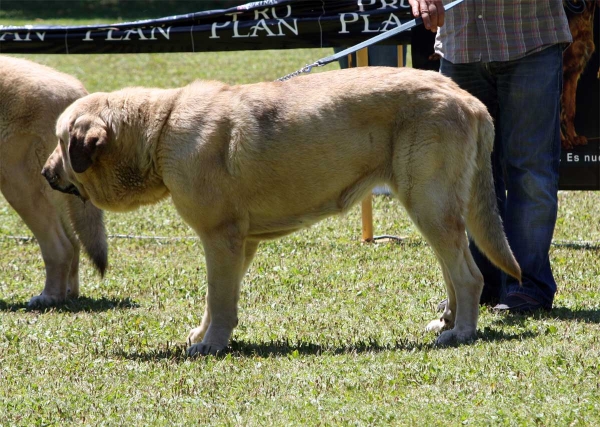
42,92,168,212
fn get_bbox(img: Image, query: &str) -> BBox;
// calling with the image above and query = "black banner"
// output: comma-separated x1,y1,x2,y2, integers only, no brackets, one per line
0,0,413,54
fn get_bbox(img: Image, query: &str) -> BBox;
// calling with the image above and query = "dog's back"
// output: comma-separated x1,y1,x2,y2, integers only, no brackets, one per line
0,55,107,306
1,56,87,139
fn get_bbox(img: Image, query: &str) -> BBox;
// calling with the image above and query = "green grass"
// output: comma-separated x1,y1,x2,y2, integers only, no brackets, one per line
1,14,600,426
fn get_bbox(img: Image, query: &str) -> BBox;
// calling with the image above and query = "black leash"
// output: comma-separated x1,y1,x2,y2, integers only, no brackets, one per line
277,0,465,81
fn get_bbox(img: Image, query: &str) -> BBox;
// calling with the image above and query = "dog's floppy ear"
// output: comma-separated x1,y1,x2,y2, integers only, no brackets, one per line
68,123,107,174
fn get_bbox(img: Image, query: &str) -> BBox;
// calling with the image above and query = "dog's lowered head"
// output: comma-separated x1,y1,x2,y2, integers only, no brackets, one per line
42,97,108,201
43,91,170,212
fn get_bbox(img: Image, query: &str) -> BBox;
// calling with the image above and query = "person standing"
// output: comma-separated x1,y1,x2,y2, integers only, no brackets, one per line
408,0,573,312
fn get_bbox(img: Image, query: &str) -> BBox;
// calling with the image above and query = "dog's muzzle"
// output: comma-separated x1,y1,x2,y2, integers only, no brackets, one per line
41,167,81,198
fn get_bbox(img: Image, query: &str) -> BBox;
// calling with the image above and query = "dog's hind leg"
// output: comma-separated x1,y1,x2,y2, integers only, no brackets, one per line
187,236,258,354
425,258,457,333
66,242,81,298
399,181,484,345
1,145,78,307
23,203,77,308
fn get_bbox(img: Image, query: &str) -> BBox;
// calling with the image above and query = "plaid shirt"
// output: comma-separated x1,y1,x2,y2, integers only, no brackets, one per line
434,0,573,63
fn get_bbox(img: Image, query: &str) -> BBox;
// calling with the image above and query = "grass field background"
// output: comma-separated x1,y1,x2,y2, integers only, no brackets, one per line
1,8,600,426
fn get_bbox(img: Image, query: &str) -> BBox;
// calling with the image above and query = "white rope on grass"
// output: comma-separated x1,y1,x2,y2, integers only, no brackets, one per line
2,235,599,248
1,234,196,242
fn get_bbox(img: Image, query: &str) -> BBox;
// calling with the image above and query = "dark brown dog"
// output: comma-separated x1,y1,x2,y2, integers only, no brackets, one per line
561,0,598,149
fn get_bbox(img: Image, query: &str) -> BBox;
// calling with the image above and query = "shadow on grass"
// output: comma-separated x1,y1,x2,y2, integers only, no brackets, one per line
0,296,139,313
488,306,600,326
113,329,538,362
112,339,426,362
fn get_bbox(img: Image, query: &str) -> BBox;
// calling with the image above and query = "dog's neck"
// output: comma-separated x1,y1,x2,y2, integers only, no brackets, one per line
103,88,179,205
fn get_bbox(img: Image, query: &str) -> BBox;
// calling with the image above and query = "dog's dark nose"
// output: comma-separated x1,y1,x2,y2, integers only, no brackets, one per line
41,167,81,197
41,166,58,188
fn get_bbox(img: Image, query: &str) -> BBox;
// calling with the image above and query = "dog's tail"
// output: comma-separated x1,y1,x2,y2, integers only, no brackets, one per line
466,113,521,282
67,197,108,277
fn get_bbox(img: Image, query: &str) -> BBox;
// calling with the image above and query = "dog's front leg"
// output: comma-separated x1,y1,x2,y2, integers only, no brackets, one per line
187,240,259,347
186,229,249,357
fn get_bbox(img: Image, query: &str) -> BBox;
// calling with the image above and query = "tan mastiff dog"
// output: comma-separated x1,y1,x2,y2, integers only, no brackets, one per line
43,66,521,355
0,56,107,307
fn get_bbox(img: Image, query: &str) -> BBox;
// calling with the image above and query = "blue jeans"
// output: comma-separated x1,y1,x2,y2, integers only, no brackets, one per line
440,44,564,308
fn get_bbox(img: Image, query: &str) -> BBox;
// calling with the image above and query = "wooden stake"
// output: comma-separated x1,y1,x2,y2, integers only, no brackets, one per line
354,48,374,242
397,45,404,67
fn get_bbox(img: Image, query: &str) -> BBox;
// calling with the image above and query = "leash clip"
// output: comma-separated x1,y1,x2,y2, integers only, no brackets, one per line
276,62,319,82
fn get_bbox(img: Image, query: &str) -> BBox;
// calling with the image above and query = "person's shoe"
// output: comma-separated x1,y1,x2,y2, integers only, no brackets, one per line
492,293,550,314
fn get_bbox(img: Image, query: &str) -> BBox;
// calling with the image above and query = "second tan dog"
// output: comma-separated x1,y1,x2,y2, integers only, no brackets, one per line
43,66,521,355
0,56,107,307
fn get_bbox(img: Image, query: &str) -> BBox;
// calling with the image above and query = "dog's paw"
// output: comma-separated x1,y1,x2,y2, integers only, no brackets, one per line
186,342,227,357
27,293,65,308
187,327,205,345
434,329,477,346
426,318,448,333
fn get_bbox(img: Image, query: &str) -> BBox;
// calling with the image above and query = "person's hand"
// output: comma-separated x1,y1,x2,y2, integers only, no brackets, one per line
408,0,445,32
